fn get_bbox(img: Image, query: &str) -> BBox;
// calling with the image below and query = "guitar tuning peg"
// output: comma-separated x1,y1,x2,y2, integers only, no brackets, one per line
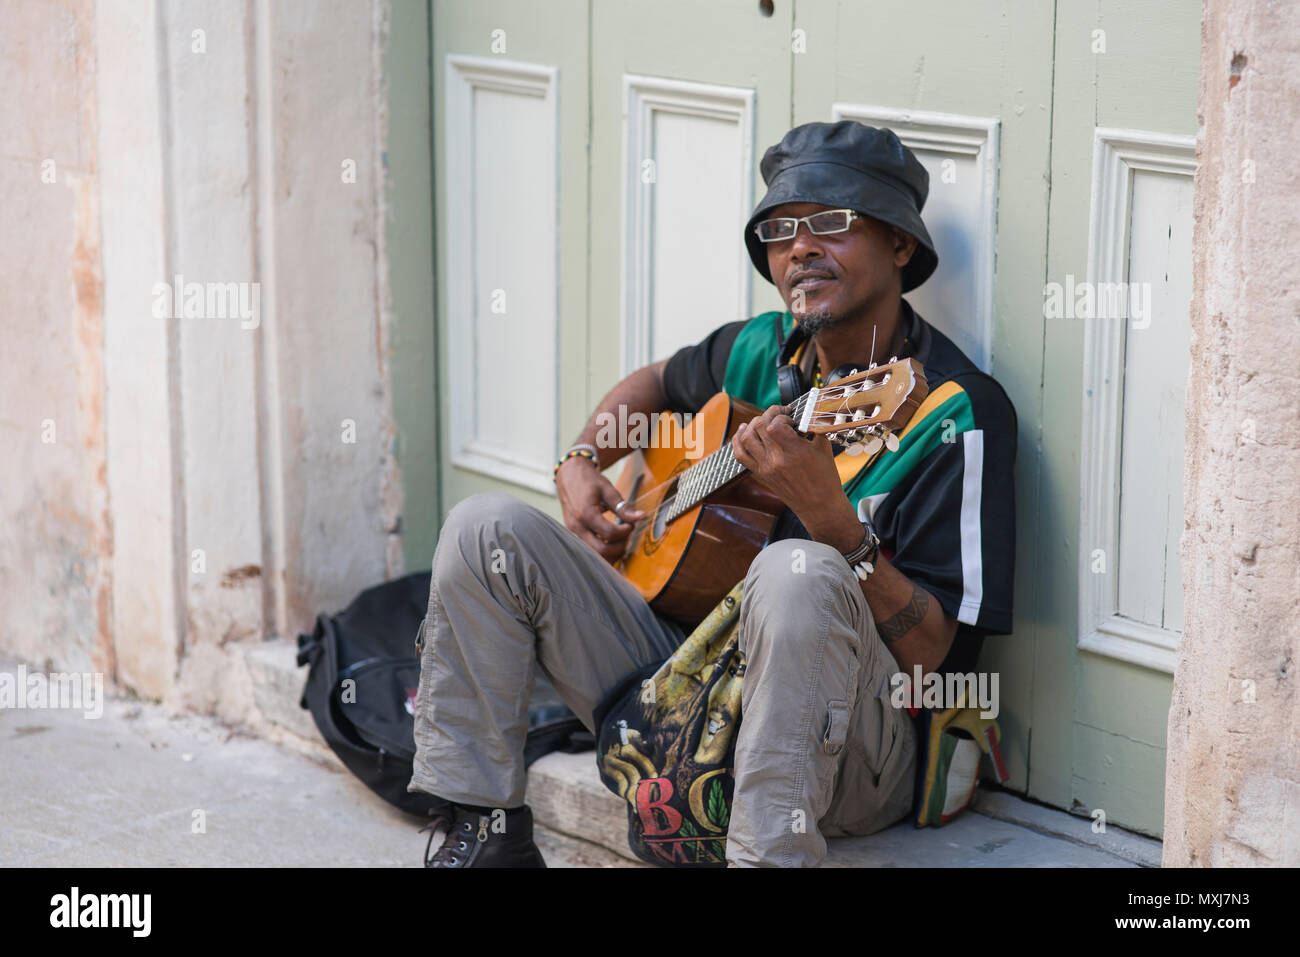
884,430,900,452
863,435,884,455
888,355,898,364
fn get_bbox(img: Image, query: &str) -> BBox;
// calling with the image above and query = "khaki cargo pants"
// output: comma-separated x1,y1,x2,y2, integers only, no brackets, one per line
408,492,918,867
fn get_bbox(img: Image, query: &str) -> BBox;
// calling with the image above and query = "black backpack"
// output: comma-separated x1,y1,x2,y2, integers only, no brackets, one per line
296,571,592,817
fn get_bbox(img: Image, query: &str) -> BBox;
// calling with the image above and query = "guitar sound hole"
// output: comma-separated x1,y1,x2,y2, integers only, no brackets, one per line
651,477,678,542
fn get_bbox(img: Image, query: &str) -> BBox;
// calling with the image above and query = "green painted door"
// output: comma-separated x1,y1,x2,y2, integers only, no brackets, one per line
1035,1,1200,838
431,0,595,516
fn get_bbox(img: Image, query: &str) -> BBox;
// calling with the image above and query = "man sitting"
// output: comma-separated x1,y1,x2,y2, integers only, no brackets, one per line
409,120,1017,867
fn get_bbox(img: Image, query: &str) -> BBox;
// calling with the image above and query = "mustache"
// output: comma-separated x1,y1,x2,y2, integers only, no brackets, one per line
787,267,836,285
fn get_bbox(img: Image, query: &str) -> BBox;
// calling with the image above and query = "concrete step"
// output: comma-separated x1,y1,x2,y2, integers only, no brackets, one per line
525,750,1163,867
242,637,336,761
533,821,652,868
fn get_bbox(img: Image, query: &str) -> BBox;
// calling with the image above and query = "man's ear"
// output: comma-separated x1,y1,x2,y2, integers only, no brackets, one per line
892,227,918,267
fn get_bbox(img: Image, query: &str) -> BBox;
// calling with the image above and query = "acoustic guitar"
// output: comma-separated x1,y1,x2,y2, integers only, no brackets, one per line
610,357,929,625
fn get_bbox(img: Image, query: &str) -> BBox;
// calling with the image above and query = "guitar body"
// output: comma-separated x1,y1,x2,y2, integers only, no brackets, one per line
612,393,786,626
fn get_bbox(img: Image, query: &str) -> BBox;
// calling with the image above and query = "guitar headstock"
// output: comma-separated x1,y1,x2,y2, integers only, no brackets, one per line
794,357,929,454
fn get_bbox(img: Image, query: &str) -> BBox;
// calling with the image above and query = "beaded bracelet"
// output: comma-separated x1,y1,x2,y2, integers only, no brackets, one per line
553,447,600,479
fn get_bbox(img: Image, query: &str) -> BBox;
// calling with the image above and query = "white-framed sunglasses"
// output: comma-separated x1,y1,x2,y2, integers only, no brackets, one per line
753,208,860,243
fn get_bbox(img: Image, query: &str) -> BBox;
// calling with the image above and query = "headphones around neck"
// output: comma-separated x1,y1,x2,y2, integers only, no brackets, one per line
774,315,877,406
775,316,809,406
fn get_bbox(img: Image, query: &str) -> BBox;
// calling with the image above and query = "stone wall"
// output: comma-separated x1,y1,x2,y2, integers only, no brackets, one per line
1166,0,1300,866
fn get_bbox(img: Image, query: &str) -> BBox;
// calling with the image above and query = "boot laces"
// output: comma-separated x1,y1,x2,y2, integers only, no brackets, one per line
420,804,465,867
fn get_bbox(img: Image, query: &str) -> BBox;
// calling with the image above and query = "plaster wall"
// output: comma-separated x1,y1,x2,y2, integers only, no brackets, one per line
0,0,405,720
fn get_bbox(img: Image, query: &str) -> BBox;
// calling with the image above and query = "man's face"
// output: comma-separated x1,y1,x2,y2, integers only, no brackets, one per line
761,202,917,333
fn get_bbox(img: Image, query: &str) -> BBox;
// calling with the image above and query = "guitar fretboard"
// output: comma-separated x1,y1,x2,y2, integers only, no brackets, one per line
663,445,747,523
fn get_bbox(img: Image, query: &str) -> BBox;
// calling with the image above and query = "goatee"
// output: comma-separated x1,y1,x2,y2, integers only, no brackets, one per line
794,304,837,337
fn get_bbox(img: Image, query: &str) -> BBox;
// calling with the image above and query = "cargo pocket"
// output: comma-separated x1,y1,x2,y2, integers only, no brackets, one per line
822,699,850,756
815,699,853,816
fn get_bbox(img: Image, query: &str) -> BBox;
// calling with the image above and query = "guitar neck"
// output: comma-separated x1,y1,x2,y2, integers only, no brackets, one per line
664,443,748,523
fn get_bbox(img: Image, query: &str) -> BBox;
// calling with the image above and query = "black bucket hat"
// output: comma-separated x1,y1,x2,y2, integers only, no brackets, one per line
744,121,939,293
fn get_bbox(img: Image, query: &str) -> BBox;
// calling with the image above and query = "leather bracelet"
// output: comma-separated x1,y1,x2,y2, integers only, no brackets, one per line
841,532,871,564
841,523,880,581
840,528,875,563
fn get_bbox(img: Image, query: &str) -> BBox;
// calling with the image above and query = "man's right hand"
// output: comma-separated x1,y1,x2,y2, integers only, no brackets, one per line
555,456,647,565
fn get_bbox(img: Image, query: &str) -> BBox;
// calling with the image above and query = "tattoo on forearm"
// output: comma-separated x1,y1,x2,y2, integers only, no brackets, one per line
878,585,931,645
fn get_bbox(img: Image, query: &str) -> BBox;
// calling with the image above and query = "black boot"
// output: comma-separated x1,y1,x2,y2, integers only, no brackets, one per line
421,802,547,868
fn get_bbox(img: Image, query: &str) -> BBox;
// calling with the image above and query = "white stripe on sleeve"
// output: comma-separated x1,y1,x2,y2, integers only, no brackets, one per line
958,430,985,625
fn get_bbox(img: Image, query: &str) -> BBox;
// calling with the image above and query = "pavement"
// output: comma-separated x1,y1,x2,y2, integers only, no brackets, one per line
1,654,1162,868
0,680,634,868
